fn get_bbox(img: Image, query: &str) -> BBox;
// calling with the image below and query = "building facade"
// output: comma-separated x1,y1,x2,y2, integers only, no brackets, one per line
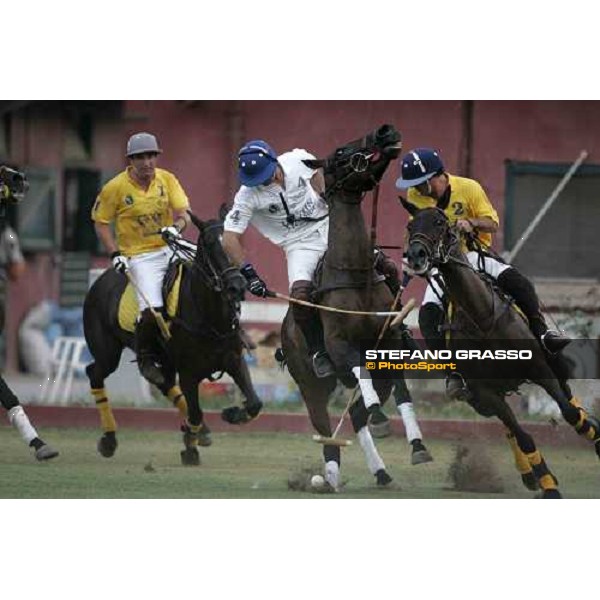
1,100,599,370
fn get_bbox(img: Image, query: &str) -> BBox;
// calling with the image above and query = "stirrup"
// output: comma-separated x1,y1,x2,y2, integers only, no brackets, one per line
312,351,336,379
445,372,471,402
540,330,570,354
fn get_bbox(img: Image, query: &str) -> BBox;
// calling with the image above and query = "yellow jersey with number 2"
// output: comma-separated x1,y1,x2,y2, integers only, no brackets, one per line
407,174,499,248
92,167,189,256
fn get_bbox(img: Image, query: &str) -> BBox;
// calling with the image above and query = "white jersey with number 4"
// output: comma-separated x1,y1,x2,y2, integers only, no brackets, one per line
223,148,329,248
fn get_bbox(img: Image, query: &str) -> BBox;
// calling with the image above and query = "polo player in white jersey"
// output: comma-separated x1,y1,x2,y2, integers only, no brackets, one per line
222,140,335,378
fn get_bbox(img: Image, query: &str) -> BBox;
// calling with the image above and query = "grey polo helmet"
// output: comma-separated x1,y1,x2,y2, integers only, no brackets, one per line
126,132,162,157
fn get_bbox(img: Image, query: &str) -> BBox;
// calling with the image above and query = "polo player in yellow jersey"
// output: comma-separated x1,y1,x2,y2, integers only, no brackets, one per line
396,148,569,399
91,132,190,387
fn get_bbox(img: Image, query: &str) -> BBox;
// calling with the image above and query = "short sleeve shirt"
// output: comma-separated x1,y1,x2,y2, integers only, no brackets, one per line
92,167,189,256
223,148,329,247
407,174,499,247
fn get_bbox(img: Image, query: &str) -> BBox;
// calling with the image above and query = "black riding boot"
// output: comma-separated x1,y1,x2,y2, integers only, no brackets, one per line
497,268,570,354
420,302,470,401
135,308,166,387
291,281,335,379
418,302,446,352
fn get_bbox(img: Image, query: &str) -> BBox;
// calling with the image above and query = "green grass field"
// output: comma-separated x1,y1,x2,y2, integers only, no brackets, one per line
1,426,599,498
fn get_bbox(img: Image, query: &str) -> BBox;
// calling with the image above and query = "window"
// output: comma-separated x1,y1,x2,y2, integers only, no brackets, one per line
16,167,58,251
504,161,600,280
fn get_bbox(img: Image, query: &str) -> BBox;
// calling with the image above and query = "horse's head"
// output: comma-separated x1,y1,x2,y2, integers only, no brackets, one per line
0,166,29,204
188,210,247,303
406,208,456,275
304,124,402,200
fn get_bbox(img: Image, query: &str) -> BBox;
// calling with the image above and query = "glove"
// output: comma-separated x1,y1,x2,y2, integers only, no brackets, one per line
160,225,182,243
111,251,129,273
240,263,268,298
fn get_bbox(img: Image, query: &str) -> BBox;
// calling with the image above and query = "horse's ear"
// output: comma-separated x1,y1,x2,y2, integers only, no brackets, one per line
218,202,231,222
187,209,204,231
303,158,325,170
397,195,418,216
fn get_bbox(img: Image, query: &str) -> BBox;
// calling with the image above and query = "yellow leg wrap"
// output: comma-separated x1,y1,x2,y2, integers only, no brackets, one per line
506,433,532,475
569,396,584,410
96,399,117,433
91,388,107,402
167,385,188,419
526,450,558,490
538,473,558,490
526,450,543,467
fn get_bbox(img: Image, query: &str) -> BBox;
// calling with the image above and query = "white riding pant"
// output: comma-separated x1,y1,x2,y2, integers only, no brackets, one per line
128,246,174,310
422,251,510,306
283,221,329,289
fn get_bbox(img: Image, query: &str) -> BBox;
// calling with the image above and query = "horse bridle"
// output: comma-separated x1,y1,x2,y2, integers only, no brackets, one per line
408,224,460,272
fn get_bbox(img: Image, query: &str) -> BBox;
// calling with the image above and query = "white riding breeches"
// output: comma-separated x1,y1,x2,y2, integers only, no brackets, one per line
283,221,329,288
128,245,174,310
422,251,510,306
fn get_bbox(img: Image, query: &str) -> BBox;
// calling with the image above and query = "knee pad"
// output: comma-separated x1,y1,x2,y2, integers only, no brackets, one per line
290,281,315,324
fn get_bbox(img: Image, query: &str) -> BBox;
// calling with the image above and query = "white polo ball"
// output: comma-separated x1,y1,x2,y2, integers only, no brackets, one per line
310,474,325,489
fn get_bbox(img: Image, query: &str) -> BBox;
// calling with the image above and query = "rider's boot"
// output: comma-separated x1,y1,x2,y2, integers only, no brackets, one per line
291,280,335,379
497,268,570,354
135,308,166,387
445,372,472,402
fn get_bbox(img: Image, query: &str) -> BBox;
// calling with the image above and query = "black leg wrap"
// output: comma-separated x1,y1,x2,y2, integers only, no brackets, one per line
0,375,19,410
418,302,446,351
323,446,340,464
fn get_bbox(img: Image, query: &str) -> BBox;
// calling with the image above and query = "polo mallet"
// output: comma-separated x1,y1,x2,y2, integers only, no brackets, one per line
125,270,172,341
312,296,416,447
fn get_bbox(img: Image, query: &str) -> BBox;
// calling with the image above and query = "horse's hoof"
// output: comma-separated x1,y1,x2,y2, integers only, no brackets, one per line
35,444,59,461
521,472,539,491
221,405,258,425
97,433,117,458
246,400,263,419
368,406,390,438
197,430,212,447
540,488,562,499
411,449,434,465
369,419,391,439
180,447,200,466
375,469,393,487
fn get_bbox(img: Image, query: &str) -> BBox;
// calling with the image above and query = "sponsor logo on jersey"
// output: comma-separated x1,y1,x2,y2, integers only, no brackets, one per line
268,204,279,214
124,195,134,206
451,201,464,216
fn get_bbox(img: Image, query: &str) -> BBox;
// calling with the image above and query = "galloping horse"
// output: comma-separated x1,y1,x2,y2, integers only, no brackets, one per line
281,125,431,490
405,207,600,498
84,212,263,465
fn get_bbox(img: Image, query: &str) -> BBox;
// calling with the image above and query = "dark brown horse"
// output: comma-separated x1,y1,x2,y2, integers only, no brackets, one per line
83,212,262,465
281,125,431,491
405,207,600,498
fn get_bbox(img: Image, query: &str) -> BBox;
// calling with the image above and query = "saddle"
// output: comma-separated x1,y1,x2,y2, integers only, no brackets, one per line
311,252,386,301
117,260,186,333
